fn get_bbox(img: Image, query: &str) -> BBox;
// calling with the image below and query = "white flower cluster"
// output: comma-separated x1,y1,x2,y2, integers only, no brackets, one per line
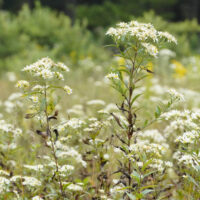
58,118,85,131
29,95,39,103
0,170,9,176
67,183,83,191
138,129,166,143
106,21,158,42
63,85,72,95
0,120,22,136
67,104,84,116
2,93,24,113
161,109,189,120
106,73,119,80
158,31,177,44
87,99,106,106
175,130,199,144
59,165,74,173
106,20,177,57
142,42,158,57
129,142,165,157
54,142,87,167
173,151,200,171
22,57,69,80
168,89,185,101
15,80,30,89
0,177,10,193
162,109,199,140
32,196,43,200
10,175,41,187
149,159,173,172
23,164,44,172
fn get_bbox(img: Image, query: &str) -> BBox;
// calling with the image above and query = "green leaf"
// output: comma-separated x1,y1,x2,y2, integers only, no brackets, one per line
118,68,131,75
143,170,157,178
135,74,149,83
104,44,117,48
131,93,142,106
187,174,200,189
40,98,46,111
141,159,153,172
140,185,157,190
126,193,136,200
131,170,141,184
143,119,148,128
155,106,161,118
141,189,154,196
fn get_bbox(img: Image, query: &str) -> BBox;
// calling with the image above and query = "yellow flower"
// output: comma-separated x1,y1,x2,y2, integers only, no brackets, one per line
146,62,153,71
172,60,187,78
117,57,125,66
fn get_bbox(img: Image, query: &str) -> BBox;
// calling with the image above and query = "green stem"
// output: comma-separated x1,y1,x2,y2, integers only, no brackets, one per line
44,83,65,198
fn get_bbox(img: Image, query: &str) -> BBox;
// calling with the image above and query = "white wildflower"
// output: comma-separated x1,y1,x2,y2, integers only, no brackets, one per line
168,89,185,101
106,73,119,80
23,164,44,172
29,96,39,103
158,31,177,44
63,85,72,95
32,196,43,200
56,62,69,72
67,183,83,192
22,176,41,187
15,80,30,89
87,99,106,106
142,43,158,57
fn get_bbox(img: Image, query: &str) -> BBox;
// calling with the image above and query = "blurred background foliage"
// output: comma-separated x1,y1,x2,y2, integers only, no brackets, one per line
0,0,199,72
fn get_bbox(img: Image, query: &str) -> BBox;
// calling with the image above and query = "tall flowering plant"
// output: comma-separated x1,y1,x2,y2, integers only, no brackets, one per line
106,21,178,199
16,57,72,198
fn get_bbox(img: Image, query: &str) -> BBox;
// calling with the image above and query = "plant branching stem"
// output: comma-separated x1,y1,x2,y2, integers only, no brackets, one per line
126,49,138,199
44,83,65,198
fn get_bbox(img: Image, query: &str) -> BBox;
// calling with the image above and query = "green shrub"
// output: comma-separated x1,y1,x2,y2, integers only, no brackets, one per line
0,3,107,72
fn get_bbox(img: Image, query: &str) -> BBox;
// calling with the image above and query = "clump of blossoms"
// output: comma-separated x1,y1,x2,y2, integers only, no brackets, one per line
161,108,200,195
105,21,177,199
16,57,72,95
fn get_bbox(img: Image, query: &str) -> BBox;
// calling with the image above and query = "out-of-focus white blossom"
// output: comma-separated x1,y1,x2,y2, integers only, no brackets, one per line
106,73,119,80
142,43,158,57
168,89,185,101
63,85,72,95
67,183,83,191
23,164,44,172
87,99,106,106
15,80,30,89
32,196,43,200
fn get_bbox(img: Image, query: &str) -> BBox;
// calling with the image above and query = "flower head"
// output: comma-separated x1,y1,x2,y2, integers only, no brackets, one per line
106,73,119,80
15,80,30,89
63,85,72,95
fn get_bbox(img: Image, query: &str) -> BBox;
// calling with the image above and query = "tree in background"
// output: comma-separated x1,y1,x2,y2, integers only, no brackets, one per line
1,0,200,27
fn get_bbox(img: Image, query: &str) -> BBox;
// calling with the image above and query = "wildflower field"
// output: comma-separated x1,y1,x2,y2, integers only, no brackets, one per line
0,2,200,200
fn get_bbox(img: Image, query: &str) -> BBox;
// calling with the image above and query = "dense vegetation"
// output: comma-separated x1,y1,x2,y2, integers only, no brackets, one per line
0,1,200,200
